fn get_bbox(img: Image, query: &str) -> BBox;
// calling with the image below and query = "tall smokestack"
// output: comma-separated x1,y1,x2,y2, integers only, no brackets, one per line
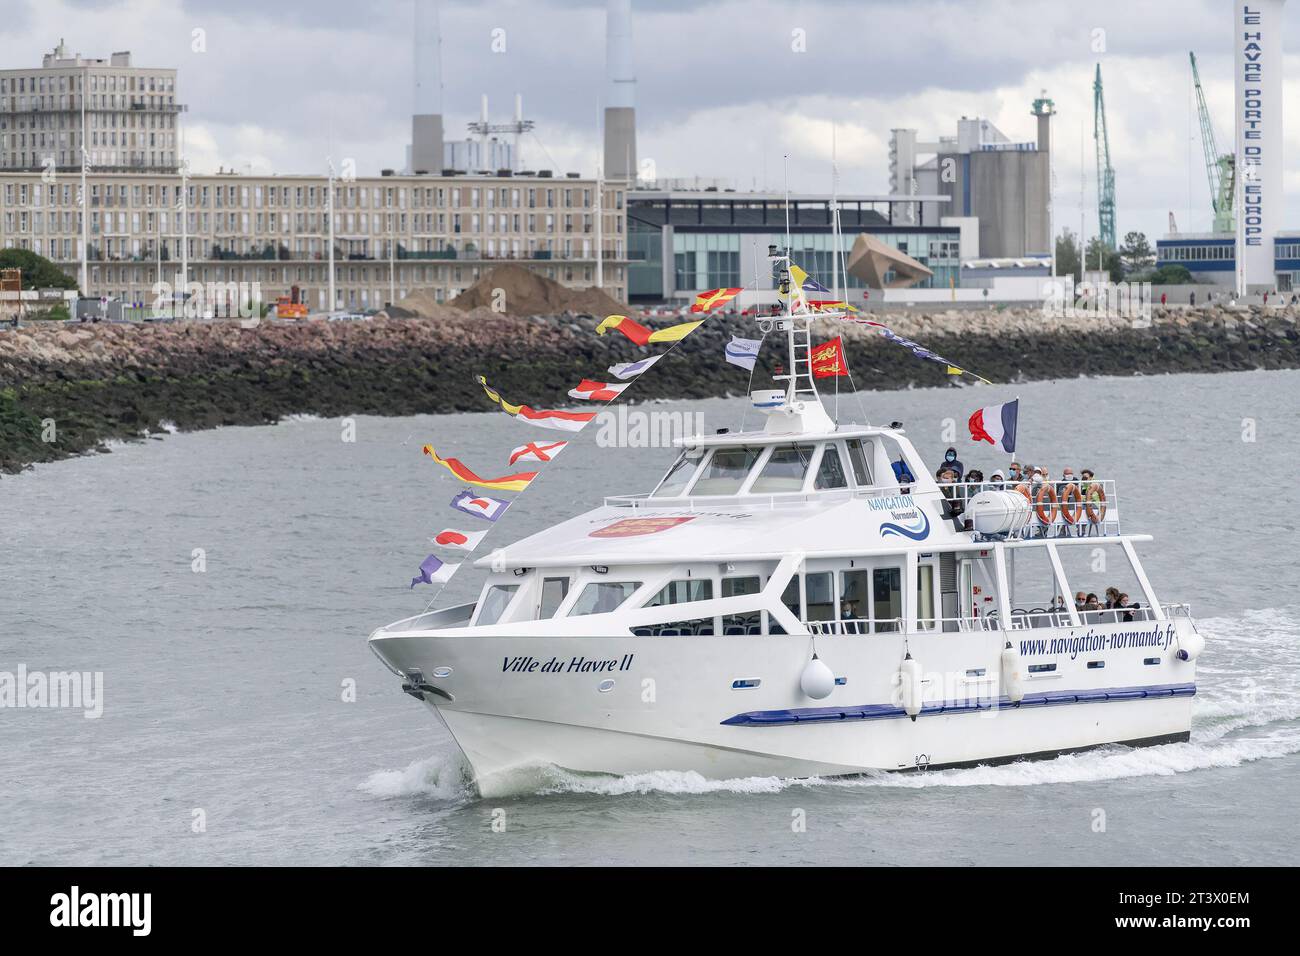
412,0,444,174
603,0,637,181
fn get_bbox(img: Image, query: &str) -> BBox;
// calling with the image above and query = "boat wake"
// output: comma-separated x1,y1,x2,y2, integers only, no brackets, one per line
358,751,474,801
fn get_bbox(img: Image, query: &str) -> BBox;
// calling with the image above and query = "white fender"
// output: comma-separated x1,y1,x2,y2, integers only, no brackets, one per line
799,654,835,700
1175,628,1205,662
900,654,923,720
1000,640,1024,704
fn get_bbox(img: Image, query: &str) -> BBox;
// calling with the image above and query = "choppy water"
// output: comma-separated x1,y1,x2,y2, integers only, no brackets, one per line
2,369,1297,865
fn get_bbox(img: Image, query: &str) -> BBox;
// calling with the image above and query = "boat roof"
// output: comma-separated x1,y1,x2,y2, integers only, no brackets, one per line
672,424,904,449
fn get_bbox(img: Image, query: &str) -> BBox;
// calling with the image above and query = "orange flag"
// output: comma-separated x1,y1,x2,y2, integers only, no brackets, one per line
690,287,743,313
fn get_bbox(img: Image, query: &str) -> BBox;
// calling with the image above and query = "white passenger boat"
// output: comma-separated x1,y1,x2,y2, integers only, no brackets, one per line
368,257,1204,797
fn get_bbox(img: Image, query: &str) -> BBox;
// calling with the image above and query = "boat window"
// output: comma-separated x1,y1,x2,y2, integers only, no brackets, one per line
805,571,835,621
814,446,848,490
646,578,713,607
916,564,936,630
750,443,816,493
569,581,642,616
476,584,518,626
873,567,902,632
691,446,761,495
651,448,704,497
840,569,869,633
645,617,714,636
846,439,873,486
769,576,802,635
721,576,761,635
538,577,570,619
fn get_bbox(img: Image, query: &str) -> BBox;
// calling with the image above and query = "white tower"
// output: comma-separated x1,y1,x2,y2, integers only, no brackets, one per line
603,0,637,181
411,0,444,174
1233,0,1286,292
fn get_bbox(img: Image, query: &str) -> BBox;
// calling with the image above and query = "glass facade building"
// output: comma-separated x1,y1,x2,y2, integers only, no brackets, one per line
1155,234,1300,291
628,192,962,303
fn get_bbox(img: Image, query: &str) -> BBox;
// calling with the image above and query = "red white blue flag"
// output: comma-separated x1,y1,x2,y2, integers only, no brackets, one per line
968,399,1019,453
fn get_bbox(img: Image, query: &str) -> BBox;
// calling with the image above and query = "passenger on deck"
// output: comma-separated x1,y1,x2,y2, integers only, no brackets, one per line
1105,587,1121,609
988,471,1005,489
1008,462,1024,482
939,447,965,480
1118,593,1135,622
965,468,985,492
1074,591,1087,610
1049,595,1067,613
1083,593,1102,612
840,600,863,632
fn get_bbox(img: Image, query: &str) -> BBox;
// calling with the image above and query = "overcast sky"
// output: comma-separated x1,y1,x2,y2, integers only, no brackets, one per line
6,0,1300,243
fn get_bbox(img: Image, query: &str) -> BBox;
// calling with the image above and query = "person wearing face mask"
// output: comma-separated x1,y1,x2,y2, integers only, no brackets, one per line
938,447,964,480
1007,462,1024,483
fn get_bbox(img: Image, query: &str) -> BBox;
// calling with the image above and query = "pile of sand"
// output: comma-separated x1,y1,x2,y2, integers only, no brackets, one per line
450,264,631,317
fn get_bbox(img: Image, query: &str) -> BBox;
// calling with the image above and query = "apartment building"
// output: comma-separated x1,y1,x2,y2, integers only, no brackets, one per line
0,41,183,174
0,170,629,309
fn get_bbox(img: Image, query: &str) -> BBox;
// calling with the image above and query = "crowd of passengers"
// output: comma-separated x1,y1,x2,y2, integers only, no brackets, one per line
1050,587,1145,623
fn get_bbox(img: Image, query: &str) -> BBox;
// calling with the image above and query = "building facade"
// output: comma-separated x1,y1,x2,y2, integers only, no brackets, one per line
628,190,962,304
0,42,183,174
0,170,629,309
1155,232,1300,291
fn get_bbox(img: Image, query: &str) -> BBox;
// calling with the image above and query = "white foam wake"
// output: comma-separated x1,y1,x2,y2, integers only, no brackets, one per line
358,751,472,801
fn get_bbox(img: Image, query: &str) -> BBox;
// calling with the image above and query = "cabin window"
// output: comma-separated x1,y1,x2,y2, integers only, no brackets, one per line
805,571,835,621
814,446,848,490
651,448,704,497
846,439,873,486
477,584,518,626
721,576,761,634
569,581,641,616
769,576,802,634
646,579,713,606
648,617,714,636
840,569,869,632
691,447,761,495
873,567,902,631
750,443,815,493
916,565,936,630
538,577,570,619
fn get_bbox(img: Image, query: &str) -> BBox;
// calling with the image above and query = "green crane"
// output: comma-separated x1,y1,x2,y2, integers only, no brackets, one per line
1093,64,1116,251
1190,51,1236,233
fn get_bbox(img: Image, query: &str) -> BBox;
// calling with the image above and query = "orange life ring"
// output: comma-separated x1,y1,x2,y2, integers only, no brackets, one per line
1085,483,1107,524
1034,483,1059,524
1059,483,1083,524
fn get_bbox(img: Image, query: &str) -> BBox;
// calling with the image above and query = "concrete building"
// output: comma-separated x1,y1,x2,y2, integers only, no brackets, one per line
627,190,962,304
0,169,628,308
410,1,444,176
890,102,1051,259
0,40,184,174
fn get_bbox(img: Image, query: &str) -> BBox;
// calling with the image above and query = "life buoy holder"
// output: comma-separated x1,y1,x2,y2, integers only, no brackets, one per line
1034,483,1058,524
1059,483,1083,524
1085,483,1107,524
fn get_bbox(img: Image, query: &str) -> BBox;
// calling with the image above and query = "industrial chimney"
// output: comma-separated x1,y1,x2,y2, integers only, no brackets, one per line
411,0,444,174
603,0,637,181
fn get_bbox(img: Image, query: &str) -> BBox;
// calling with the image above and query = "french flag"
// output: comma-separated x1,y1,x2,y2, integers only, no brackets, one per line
968,399,1019,453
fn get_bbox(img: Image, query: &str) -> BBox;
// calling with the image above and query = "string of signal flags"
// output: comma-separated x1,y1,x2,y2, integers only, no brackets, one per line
408,274,993,591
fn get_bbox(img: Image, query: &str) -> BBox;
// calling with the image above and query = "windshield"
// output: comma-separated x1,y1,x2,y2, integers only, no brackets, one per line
690,447,761,496
750,443,815,493
476,584,518,626
651,448,704,497
569,581,642,616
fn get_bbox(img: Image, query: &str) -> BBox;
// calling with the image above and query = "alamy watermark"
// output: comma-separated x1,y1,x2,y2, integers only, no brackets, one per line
593,406,705,448
0,665,103,718
1042,280,1153,327
151,279,262,321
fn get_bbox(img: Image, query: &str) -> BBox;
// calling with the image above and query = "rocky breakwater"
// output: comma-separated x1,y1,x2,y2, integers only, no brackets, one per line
2,304,1299,473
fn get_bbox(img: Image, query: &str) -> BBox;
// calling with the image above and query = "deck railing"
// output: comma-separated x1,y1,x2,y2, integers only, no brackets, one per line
941,479,1122,538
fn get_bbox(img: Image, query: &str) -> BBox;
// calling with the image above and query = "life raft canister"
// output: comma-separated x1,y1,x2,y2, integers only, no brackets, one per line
1034,483,1059,524
1059,482,1084,524
1085,483,1107,524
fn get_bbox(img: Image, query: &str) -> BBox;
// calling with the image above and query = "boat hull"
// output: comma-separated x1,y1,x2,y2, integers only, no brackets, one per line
370,623,1198,797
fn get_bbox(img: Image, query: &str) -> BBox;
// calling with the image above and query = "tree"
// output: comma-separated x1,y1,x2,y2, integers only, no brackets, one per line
1084,237,1124,283
1055,228,1081,280
1119,231,1154,273
0,248,78,291
1151,264,1193,285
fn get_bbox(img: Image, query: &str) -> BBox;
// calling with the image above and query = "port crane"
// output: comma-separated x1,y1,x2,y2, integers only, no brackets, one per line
1189,51,1236,234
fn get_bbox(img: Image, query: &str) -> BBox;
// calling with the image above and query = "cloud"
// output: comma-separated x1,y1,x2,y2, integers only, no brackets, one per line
5,0,1298,244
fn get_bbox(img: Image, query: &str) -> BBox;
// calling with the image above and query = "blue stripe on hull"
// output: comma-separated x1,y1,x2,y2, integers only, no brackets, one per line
720,682,1196,727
